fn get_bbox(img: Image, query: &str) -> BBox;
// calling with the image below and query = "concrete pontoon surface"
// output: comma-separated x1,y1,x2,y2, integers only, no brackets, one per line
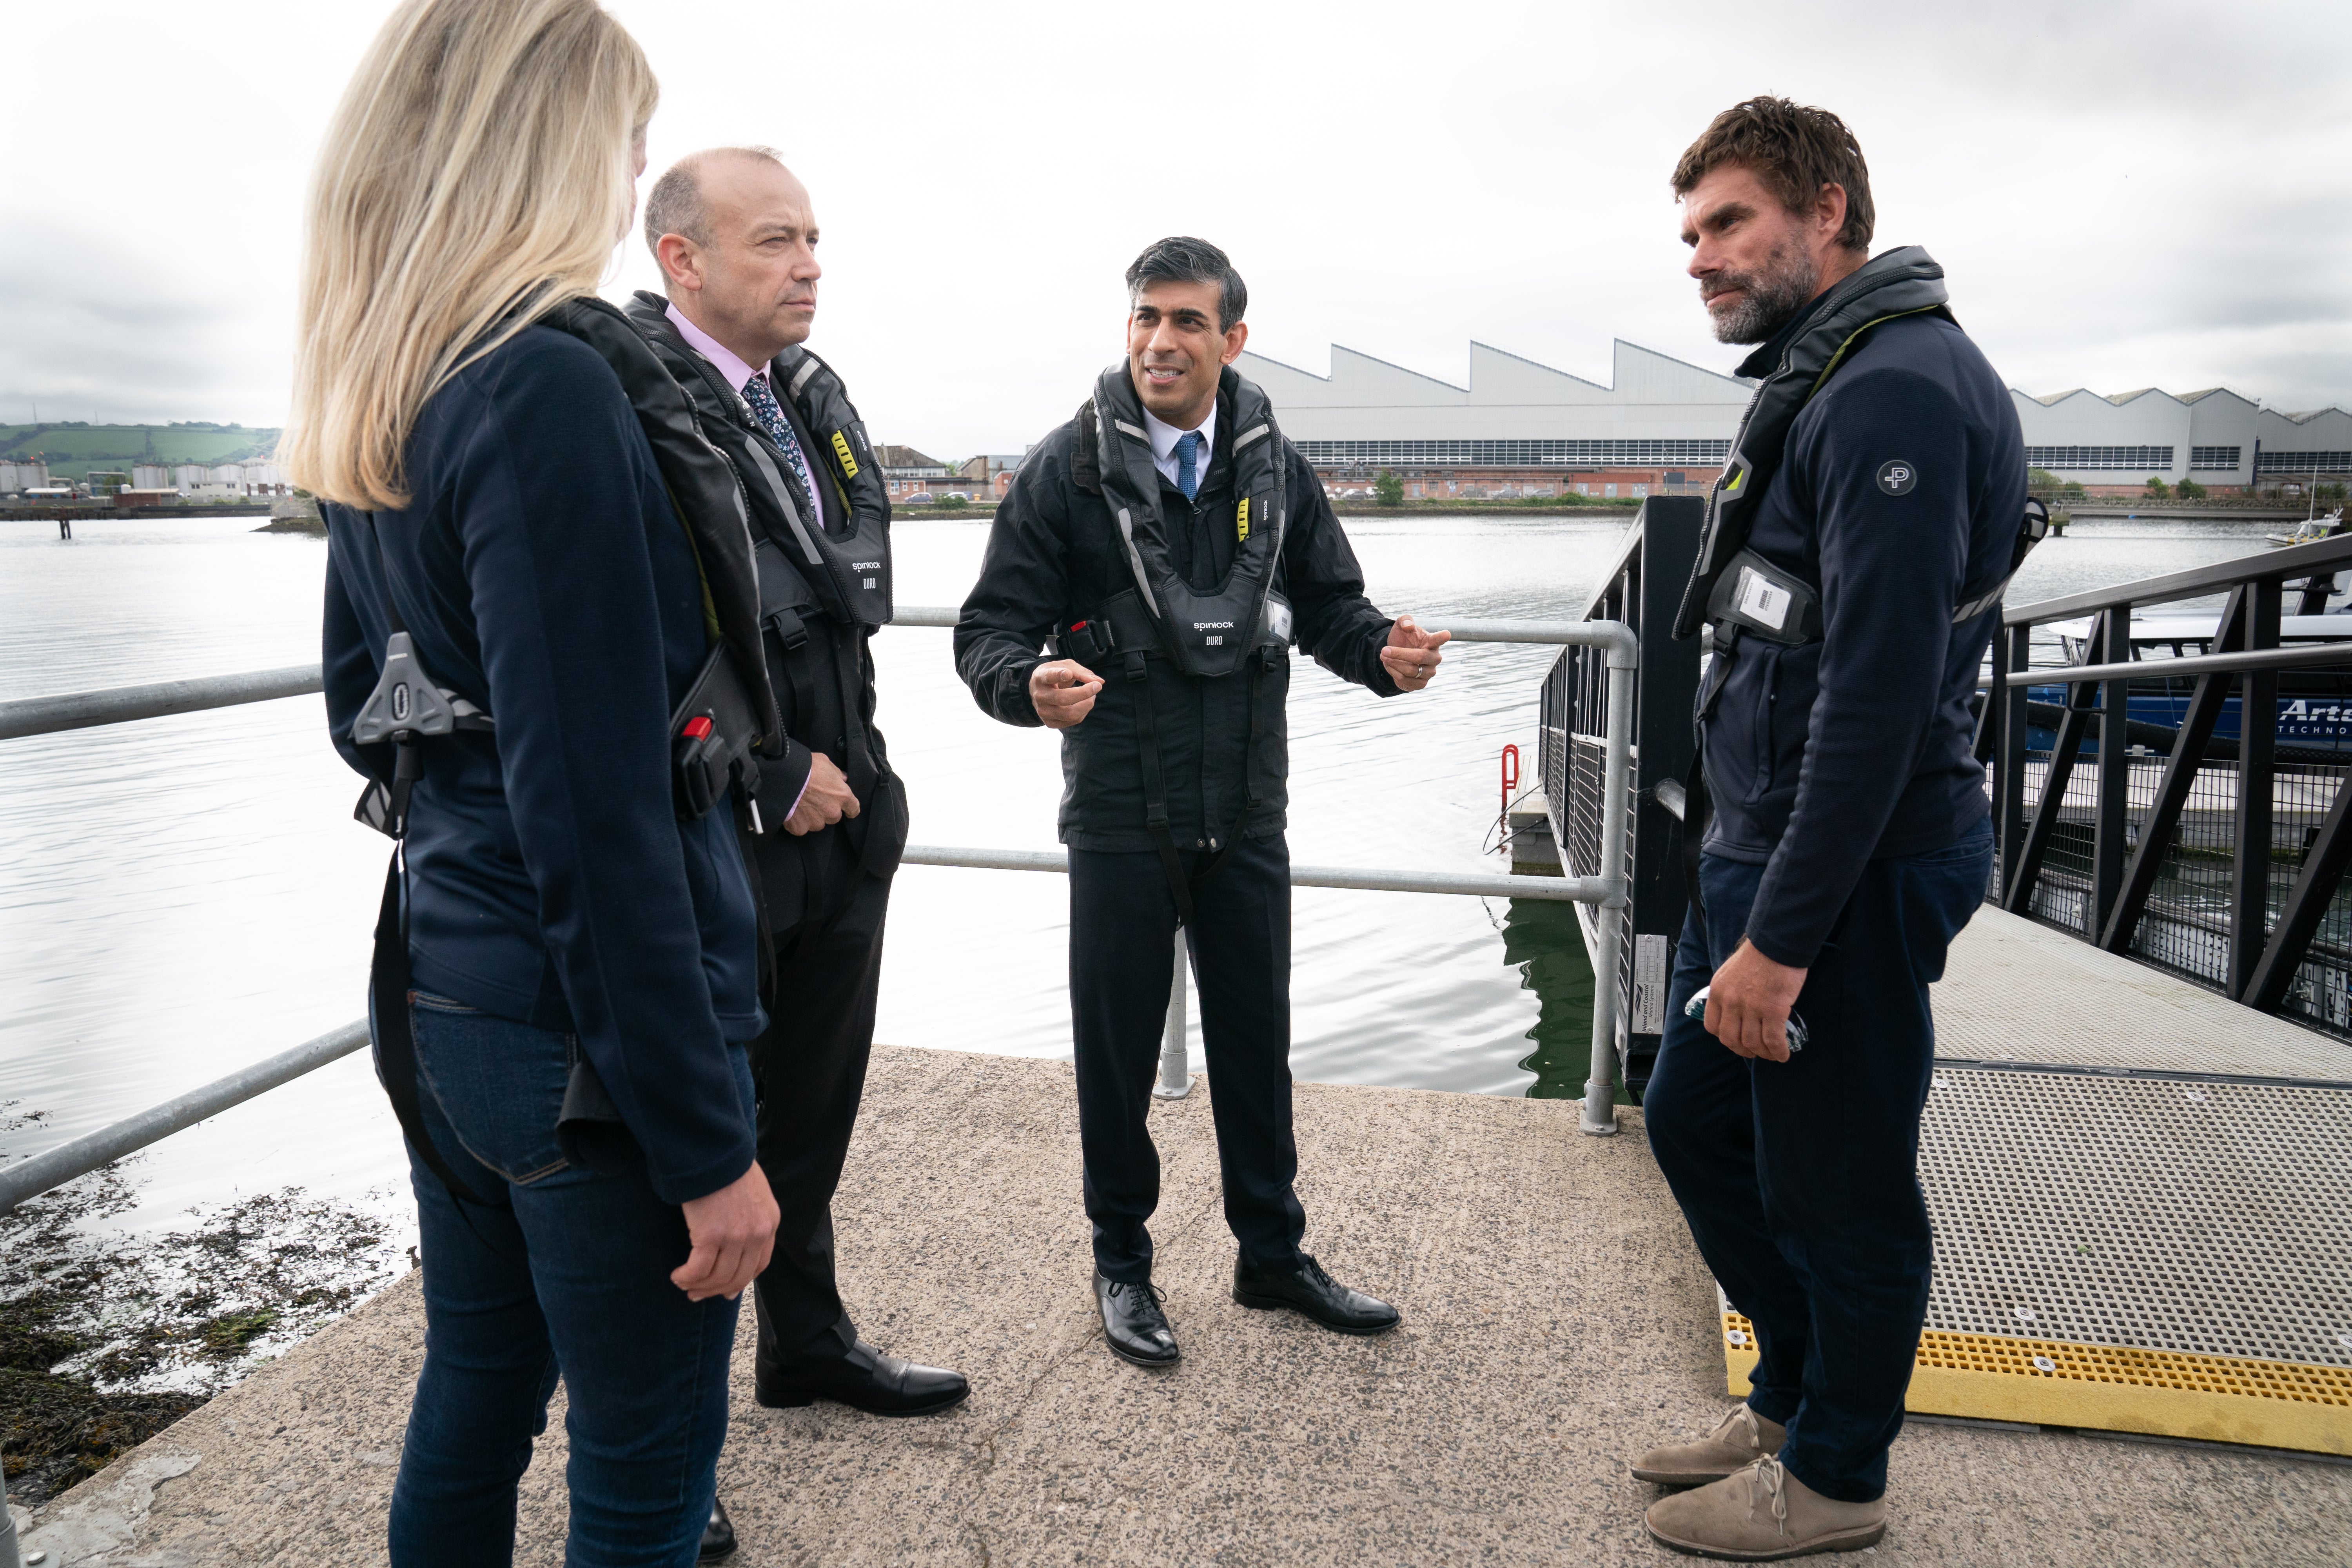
18,935,2352,1564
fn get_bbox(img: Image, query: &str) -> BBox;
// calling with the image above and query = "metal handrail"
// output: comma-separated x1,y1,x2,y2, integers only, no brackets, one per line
2009,642,2352,685
901,843,1615,905
2003,534,2352,625
0,1021,369,1216
0,612,1633,745
0,664,323,742
0,607,1639,1210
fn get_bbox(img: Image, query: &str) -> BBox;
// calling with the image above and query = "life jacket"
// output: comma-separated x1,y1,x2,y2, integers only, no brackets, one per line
619,292,898,834
343,296,791,1200
1053,363,1296,921
1672,245,2046,650
1665,248,2045,949
624,290,892,632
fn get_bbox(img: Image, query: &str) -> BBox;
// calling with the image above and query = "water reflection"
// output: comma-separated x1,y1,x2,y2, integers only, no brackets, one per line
1499,895,1615,1103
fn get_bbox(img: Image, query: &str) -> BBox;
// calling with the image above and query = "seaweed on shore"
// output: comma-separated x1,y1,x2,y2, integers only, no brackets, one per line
1,1116,404,1507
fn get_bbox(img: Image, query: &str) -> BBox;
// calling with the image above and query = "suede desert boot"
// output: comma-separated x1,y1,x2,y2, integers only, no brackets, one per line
1632,1402,1787,1486
1643,1456,1886,1559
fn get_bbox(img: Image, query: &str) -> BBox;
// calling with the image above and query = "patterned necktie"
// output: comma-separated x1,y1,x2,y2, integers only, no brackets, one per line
740,370,820,523
1175,430,1203,501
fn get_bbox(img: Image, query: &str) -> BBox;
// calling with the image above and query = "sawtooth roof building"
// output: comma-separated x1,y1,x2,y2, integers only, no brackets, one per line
2012,388,2351,489
1241,340,2351,497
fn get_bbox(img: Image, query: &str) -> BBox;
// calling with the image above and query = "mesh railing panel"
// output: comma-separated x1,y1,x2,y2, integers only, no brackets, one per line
2002,744,2352,1040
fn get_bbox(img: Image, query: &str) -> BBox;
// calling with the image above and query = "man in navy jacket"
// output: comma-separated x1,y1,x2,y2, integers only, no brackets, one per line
1631,100,2019,1560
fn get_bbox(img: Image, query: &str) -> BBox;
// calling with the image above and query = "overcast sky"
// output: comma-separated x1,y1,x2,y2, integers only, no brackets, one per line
5,0,2346,455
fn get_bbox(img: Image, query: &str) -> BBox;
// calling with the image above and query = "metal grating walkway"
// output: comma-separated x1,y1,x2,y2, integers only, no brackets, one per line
1714,908,2352,1456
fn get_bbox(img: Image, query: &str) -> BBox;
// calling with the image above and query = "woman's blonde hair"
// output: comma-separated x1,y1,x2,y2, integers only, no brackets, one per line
284,0,656,508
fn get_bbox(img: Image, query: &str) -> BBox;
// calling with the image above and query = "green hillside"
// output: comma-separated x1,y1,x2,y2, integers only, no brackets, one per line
0,423,280,481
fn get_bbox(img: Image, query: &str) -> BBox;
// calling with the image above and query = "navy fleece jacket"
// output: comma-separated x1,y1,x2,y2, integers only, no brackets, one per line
1700,307,2025,967
324,325,763,1204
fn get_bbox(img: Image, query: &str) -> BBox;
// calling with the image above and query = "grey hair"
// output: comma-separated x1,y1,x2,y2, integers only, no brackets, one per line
1125,236,1246,332
643,144,786,258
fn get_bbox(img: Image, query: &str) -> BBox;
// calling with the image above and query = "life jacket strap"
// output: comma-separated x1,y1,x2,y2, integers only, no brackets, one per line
368,847,490,1206
1123,649,1196,926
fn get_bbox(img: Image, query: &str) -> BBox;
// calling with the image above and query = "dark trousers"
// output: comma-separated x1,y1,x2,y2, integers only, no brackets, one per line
746,828,894,1374
1069,833,1307,1282
390,997,746,1568
1644,819,1991,1503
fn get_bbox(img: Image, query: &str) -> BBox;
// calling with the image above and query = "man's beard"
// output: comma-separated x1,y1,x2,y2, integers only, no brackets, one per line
1704,245,1820,345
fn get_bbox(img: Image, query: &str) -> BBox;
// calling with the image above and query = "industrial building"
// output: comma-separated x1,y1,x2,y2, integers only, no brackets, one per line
2013,389,2351,490
1239,341,1747,500
1241,339,2352,498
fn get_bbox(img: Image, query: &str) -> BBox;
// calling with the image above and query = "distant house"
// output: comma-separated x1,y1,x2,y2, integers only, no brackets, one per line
956,454,1028,499
876,444,956,503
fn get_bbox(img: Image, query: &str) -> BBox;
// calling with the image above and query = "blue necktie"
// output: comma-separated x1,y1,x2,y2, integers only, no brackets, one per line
1176,431,1203,501
741,371,820,521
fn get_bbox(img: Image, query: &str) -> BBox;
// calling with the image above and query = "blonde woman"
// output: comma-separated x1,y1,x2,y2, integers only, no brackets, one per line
288,2,776,1562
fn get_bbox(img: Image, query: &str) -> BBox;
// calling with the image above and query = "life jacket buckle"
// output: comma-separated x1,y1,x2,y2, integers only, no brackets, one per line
1055,617,1118,666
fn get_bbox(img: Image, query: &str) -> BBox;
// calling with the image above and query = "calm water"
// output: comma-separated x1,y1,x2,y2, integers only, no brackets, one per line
0,511,2289,1236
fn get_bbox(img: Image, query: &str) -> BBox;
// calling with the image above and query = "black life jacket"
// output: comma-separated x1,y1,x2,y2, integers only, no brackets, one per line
1666,249,2045,948
1055,363,1296,923
1060,361,1295,672
624,290,892,632
346,295,788,1203
1671,246,2046,648
619,293,900,851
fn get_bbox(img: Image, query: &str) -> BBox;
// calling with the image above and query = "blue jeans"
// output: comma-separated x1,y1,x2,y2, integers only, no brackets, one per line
1644,819,1991,1503
385,994,752,1568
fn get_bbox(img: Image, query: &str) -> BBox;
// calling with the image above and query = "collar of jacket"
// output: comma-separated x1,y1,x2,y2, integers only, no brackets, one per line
1671,246,1951,638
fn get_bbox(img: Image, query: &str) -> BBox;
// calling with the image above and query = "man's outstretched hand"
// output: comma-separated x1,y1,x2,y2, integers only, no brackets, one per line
1030,659,1104,728
1702,938,1808,1063
1379,615,1451,691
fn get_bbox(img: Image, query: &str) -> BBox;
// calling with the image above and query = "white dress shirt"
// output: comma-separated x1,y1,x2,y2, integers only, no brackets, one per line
1142,400,1217,493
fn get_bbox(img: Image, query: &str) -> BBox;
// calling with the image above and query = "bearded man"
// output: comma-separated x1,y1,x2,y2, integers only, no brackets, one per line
1629,99,2027,1559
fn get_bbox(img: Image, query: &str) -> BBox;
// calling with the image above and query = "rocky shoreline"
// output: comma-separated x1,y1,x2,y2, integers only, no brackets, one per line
0,1136,401,1509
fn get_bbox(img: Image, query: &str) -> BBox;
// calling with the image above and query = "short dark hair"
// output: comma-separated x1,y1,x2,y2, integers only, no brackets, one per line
1125,236,1247,332
1671,98,1874,254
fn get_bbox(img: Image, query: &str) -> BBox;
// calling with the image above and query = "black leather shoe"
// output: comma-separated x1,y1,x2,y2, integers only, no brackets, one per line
1094,1270,1180,1368
699,1496,737,1563
755,1338,969,1416
1233,1252,1401,1334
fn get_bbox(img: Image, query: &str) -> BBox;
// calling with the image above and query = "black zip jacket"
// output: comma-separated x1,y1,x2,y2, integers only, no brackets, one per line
956,394,1399,851
1702,304,2024,967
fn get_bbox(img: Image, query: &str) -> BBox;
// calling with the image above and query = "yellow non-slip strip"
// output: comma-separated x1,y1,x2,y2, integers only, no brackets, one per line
1721,1313,2352,1457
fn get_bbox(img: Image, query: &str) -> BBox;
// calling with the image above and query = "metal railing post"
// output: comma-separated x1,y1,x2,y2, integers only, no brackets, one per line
2,1466,23,1568
1154,930,1192,1100
1582,628,1639,1136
